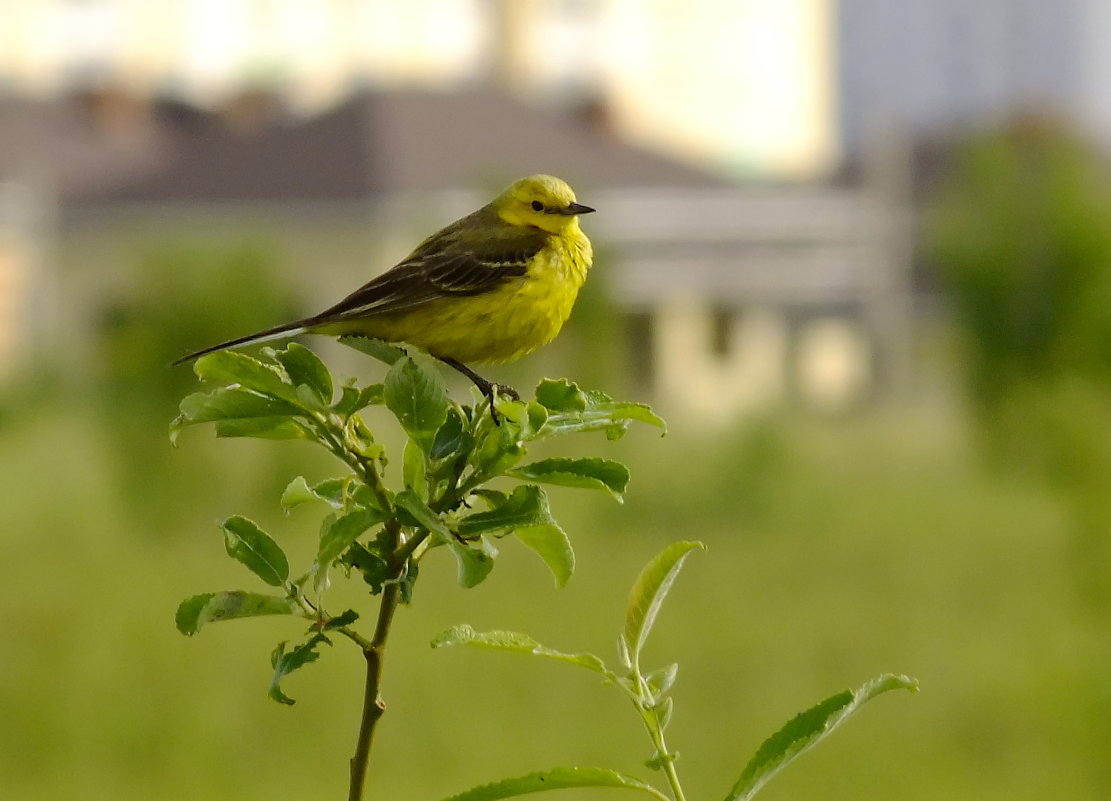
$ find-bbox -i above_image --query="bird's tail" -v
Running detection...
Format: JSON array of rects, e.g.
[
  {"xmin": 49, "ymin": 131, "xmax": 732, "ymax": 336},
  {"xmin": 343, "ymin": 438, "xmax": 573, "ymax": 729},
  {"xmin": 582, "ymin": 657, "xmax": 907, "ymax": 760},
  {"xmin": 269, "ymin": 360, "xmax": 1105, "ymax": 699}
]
[{"xmin": 172, "ymin": 320, "xmax": 309, "ymax": 366}]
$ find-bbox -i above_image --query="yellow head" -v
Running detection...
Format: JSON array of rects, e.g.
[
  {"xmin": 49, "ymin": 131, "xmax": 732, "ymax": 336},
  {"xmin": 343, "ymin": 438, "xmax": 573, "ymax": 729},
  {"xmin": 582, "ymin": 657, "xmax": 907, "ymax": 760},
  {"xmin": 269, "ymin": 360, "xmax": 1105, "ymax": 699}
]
[{"xmin": 493, "ymin": 174, "xmax": 595, "ymax": 234}]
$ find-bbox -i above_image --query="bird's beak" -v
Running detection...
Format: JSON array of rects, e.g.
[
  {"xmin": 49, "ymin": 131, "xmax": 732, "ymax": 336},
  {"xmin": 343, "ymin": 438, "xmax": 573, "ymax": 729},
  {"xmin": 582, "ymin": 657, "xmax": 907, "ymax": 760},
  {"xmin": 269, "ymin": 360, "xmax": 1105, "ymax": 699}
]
[{"xmin": 560, "ymin": 202, "xmax": 595, "ymax": 216}]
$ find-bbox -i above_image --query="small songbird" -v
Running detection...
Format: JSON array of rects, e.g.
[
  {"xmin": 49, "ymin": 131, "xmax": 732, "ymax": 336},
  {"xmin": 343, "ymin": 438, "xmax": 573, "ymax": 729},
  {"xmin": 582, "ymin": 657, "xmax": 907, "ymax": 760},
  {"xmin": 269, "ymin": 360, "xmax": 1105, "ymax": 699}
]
[{"xmin": 174, "ymin": 174, "xmax": 595, "ymax": 401}]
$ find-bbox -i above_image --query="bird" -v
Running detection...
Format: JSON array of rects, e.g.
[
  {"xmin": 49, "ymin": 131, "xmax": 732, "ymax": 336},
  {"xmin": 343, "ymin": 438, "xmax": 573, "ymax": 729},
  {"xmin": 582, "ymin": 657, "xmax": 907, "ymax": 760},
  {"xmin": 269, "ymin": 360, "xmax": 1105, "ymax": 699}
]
[{"xmin": 174, "ymin": 174, "xmax": 595, "ymax": 405}]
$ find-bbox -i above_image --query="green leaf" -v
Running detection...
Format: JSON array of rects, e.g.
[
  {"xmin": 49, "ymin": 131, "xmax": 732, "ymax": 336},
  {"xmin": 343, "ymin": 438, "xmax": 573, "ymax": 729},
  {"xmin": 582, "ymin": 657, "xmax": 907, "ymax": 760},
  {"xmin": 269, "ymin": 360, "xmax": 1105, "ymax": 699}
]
[
  {"xmin": 269, "ymin": 633, "xmax": 332, "ymax": 705},
  {"xmin": 431, "ymin": 409, "xmax": 470, "ymax": 460},
  {"xmin": 332, "ymin": 383, "xmax": 362, "ymax": 416},
  {"xmin": 453, "ymin": 487, "xmax": 570, "ymax": 586},
  {"xmin": 177, "ymin": 386, "xmax": 300, "ymax": 424},
  {"xmin": 397, "ymin": 491, "xmax": 483, "ymax": 589},
  {"xmin": 213, "ymin": 417, "xmax": 308, "ymax": 440},
  {"xmin": 616, "ymin": 634, "xmax": 632, "ymax": 670},
  {"xmin": 645, "ymin": 663, "xmax": 679, "ymax": 698},
  {"xmin": 402, "ymin": 438, "xmax": 428, "ymax": 496},
  {"xmin": 332, "ymin": 382, "xmax": 385, "ymax": 416},
  {"xmin": 358, "ymin": 383, "xmax": 387, "ymax": 407},
  {"xmin": 471, "ymin": 488, "xmax": 509, "ymax": 508},
  {"xmin": 270, "ymin": 343, "xmax": 333, "ymax": 405},
  {"xmin": 193, "ymin": 350, "xmax": 299, "ymax": 404},
  {"xmin": 394, "ymin": 489, "xmax": 453, "ymax": 539},
  {"xmin": 280, "ymin": 476, "xmax": 321, "ymax": 510},
  {"xmin": 601, "ymin": 401, "xmax": 667, "ymax": 433},
  {"xmin": 340, "ymin": 541, "xmax": 391, "ymax": 594},
  {"xmin": 458, "ymin": 485, "xmax": 552, "ymax": 536},
  {"xmin": 170, "ymin": 387, "xmax": 301, "ymax": 444},
  {"xmin": 316, "ymin": 507, "xmax": 387, "ymax": 583},
  {"xmin": 175, "ymin": 594, "xmax": 214, "ymax": 634},
  {"xmin": 432, "ymin": 624, "xmax": 608, "ymax": 674},
  {"xmin": 438, "ymin": 766, "xmax": 669, "ymax": 801},
  {"xmin": 623, "ymin": 541, "xmax": 704, "ymax": 668},
  {"xmin": 451, "ymin": 536, "xmax": 497, "ymax": 588},
  {"xmin": 345, "ymin": 415, "xmax": 385, "ymax": 461},
  {"xmin": 538, "ymin": 398, "xmax": 667, "ymax": 441},
  {"xmin": 339, "ymin": 336, "xmax": 407, "ymax": 365},
  {"xmin": 471, "ymin": 414, "xmax": 527, "ymax": 476},
  {"xmin": 526, "ymin": 384, "xmax": 667, "ymax": 441},
  {"xmin": 322, "ymin": 609, "xmax": 359, "ymax": 630},
  {"xmin": 385, "ymin": 358, "xmax": 450, "ymax": 444},
  {"xmin": 651, "ymin": 696, "xmax": 674, "ymax": 732},
  {"xmin": 222, "ymin": 516, "xmax": 289, "ymax": 587},
  {"xmin": 283, "ymin": 476, "xmax": 343, "ymax": 510},
  {"xmin": 515, "ymin": 523, "xmax": 575, "ymax": 588},
  {"xmin": 508, "ymin": 458, "xmax": 630, "ymax": 502},
  {"xmin": 294, "ymin": 382, "xmax": 327, "ymax": 411},
  {"xmin": 399, "ymin": 559, "xmax": 419, "ymax": 604},
  {"xmin": 726, "ymin": 674, "xmax": 919, "ymax": 801},
  {"xmin": 491, "ymin": 398, "xmax": 530, "ymax": 429},
  {"xmin": 534, "ymin": 378, "xmax": 588, "ymax": 412},
  {"xmin": 175, "ymin": 591, "xmax": 298, "ymax": 635},
  {"xmin": 526, "ymin": 401, "xmax": 549, "ymax": 432},
  {"xmin": 281, "ymin": 476, "xmax": 381, "ymax": 512},
  {"xmin": 645, "ymin": 748, "xmax": 675, "ymax": 772}
]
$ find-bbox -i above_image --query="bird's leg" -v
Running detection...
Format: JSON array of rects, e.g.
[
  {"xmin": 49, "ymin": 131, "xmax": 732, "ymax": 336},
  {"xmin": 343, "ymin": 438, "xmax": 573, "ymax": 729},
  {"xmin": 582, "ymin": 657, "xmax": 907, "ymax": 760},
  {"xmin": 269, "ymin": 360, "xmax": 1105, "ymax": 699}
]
[{"xmin": 436, "ymin": 357, "xmax": 519, "ymax": 423}]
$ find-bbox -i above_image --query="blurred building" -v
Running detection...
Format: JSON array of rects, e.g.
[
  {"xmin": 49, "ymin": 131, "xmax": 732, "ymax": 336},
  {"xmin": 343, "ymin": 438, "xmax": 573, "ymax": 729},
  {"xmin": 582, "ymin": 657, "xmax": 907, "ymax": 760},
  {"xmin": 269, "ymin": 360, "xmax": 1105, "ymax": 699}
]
[
  {"xmin": 0, "ymin": 182, "xmax": 49, "ymax": 371},
  {"xmin": 837, "ymin": 0, "xmax": 1111, "ymax": 157},
  {"xmin": 0, "ymin": 1, "xmax": 954, "ymax": 418},
  {"xmin": 0, "ymin": 0, "xmax": 837, "ymax": 179},
  {"xmin": 0, "ymin": 86, "xmax": 909, "ymax": 416}
]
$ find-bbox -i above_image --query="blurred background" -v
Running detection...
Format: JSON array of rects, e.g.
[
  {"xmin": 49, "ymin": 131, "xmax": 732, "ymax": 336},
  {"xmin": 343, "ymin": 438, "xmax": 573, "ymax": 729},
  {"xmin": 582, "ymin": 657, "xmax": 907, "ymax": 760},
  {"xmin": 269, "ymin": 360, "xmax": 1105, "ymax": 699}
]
[{"xmin": 3, "ymin": 1, "xmax": 1111, "ymax": 799}]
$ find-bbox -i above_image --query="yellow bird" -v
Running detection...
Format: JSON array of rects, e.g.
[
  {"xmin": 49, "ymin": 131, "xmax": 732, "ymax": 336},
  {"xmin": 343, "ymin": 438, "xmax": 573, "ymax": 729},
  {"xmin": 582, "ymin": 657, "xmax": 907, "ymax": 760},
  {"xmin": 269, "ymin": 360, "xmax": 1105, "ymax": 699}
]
[{"xmin": 174, "ymin": 174, "xmax": 594, "ymax": 401}]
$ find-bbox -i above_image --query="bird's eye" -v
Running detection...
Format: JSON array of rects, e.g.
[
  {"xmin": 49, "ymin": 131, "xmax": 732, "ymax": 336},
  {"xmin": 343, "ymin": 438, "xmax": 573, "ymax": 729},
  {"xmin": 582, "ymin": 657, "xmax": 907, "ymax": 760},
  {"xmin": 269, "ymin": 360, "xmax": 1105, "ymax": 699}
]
[{"xmin": 531, "ymin": 200, "xmax": 544, "ymax": 212}]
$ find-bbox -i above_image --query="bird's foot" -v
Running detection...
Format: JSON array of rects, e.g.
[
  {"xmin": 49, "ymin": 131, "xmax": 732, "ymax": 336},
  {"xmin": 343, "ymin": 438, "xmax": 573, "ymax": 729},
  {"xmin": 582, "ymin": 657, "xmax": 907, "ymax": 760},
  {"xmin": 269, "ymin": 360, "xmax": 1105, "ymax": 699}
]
[
  {"xmin": 437, "ymin": 356, "xmax": 518, "ymax": 425},
  {"xmin": 483, "ymin": 383, "xmax": 520, "ymax": 426}
]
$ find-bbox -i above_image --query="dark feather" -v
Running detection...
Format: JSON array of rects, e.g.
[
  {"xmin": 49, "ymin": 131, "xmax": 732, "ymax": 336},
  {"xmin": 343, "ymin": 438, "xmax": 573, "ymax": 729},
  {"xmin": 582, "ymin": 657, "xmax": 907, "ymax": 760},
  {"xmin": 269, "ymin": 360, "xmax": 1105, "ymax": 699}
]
[
  {"xmin": 173, "ymin": 203, "xmax": 551, "ymax": 365},
  {"xmin": 308, "ymin": 215, "xmax": 545, "ymax": 326}
]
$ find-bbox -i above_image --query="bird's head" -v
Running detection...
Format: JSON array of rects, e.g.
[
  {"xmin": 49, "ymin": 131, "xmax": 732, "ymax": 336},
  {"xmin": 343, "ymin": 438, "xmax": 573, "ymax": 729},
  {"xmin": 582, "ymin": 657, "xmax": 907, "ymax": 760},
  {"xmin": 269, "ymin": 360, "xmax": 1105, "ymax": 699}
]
[{"xmin": 493, "ymin": 174, "xmax": 595, "ymax": 234}]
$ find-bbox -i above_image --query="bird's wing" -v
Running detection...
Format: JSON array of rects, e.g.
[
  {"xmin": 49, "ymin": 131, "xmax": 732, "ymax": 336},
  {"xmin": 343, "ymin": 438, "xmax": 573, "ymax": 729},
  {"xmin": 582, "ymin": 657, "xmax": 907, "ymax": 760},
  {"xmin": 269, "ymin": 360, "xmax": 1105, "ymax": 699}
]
[{"xmin": 309, "ymin": 231, "xmax": 546, "ymax": 324}]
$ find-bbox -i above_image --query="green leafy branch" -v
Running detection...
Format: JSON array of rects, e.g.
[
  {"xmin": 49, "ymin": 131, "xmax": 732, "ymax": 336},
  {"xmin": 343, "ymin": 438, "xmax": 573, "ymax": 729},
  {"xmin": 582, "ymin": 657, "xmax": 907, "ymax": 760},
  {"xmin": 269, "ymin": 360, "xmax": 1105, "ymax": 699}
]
[
  {"xmin": 170, "ymin": 340, "xmax": 665, "ymax": 800},
  {"xmin": 433, "ymin": 542, "xmax": 919, "ymax": 801}
]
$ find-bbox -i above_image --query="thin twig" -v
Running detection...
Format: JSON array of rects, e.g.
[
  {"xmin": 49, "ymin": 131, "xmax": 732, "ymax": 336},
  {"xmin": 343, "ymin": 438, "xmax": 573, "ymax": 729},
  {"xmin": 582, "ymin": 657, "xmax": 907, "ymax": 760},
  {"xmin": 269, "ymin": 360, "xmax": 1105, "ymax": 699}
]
[
  {"xmin": 614, "ymin": 675, "xmax": 687, "ymax": 801},
  {"xmin": 347, "ymin": 521, "xmax": 404, "ymax": 801},
  {"xmin": 313, "ymin": 415, "xmax": 393, "ymax": 513},
  {"xmin": 390, "ymin": 528, "xmax": 431, "ymax": 568}
]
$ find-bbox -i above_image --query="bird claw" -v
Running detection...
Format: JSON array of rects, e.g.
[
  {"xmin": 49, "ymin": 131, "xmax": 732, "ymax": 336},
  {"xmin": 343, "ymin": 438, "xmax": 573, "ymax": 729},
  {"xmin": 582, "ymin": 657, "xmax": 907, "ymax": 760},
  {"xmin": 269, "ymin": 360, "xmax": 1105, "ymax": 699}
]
[
  {"xmin": 433, "ymin": 356, "xmax": 518, "ymax": 425},
  {"xmin": 485, "ymin": 384, "xmax": 520, "ymax": 426}
]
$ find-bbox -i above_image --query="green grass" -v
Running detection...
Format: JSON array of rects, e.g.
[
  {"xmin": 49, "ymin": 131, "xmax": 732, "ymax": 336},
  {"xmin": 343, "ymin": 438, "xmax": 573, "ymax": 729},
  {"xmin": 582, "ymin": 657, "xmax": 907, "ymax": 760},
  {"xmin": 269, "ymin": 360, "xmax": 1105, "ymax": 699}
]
[{"xmin": 2, "ymin": 386, "xmax": 1109, "ymax": 801}]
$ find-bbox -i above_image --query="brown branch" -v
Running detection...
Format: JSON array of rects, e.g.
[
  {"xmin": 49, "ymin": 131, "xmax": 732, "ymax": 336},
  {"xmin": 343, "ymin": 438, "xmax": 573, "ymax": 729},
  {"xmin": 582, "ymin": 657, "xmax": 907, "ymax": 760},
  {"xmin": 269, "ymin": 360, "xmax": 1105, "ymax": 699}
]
[
  {"xmin": 348, "ymin": 576, "xmax": 402, "ymax": 801},
  {"xmin": 347, "ymin": 514, "xmax": 406, "ymax": 801}
]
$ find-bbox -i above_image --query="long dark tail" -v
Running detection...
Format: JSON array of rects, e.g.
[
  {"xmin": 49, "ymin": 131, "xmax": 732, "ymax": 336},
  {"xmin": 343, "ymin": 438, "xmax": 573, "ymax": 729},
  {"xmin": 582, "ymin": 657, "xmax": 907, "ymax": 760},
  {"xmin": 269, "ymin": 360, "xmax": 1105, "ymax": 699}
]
[{"xmin": 171, "ymin": 319, "xmax": 309, "ymax": 365}]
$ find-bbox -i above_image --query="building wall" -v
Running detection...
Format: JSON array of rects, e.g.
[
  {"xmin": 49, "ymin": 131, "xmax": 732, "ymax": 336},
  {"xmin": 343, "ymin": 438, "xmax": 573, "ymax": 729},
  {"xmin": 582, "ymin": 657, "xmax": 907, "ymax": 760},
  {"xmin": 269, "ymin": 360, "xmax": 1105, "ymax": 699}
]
[
  {"xmin": 0, "ymin": 0, "xmax": 837, "ymax": 179},
  {"xmin": 836, "ymin": 0, "xmax": 1105, "ymax": 155}
]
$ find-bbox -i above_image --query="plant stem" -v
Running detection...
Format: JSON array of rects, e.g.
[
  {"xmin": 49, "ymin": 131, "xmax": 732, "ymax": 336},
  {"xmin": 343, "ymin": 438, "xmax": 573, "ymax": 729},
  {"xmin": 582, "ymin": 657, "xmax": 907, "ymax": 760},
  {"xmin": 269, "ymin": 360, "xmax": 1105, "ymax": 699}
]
[
  {"xmin": 391, "ymin": 528, "xmax": 430, "ymax": 568},
  {"xmin": 638, "ymin": 703, "xmax": 686, "ymax": 801},
  {"xmin": 316, "ymin": 417, "xmax": 393, "ymax": 513},
  {"xmin": 657, "ymin": 742, "xmax": 686, "ymax": 801},
  {"xmin": 346, "ymin": 507, "xmax": 408, "ymax": 801},
  {"xmin": 348, "ymin": 562, "xmax": 403, "ymax": 800},
  {"xmin": 620, "ymin": 672, "xmax": 687, "ymax": 801}
]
